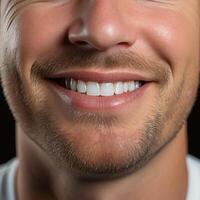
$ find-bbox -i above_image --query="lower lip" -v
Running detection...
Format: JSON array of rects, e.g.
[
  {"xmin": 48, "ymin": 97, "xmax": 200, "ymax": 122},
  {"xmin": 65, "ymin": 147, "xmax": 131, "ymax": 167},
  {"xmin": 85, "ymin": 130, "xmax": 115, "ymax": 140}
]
[{"xmin": 49, "ymin": 82, "xmax": 152, "ymax": 112}]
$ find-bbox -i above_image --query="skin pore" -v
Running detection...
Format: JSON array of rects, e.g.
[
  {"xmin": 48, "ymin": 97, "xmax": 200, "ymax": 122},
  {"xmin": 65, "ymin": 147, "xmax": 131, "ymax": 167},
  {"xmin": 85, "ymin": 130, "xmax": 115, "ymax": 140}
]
[{"xmin": 0, "ymin": 0, "xmax": 200, "ymax": 200}]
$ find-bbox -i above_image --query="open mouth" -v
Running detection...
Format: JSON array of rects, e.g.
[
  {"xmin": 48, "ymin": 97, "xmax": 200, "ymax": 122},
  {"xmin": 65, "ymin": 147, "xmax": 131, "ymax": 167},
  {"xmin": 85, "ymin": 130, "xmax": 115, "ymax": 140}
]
[
  {"xmin": 46, "ymin": 71, "xmax": 152, "ymax": 111},
  {"xmin": 51, "ymin": 77, "xmax": 146, "ymax": 97}
]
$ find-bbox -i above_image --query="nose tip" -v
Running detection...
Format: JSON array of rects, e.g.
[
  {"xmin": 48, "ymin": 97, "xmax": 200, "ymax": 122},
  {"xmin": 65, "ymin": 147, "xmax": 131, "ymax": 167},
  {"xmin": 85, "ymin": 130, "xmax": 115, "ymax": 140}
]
[
  {"xmin": 69, "ymin": 20, "xmax": 132, "ymax": 50},
  {"xmin": 68, "ymin": 2, "xmax": 136, "ymax": 51}
]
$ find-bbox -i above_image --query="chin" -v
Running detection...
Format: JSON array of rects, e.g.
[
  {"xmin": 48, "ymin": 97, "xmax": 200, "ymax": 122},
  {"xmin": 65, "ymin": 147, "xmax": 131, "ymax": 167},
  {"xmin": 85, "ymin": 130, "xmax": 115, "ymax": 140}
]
[{"xmin": 45, "ymin": 125, "xmax": 157, "ymax": 180}]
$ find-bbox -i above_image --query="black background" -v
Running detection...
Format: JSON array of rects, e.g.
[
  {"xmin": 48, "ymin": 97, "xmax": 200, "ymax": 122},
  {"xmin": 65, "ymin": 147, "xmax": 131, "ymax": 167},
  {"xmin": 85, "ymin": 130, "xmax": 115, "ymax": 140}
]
[{"xmin": 0, "ymin": 84, "xmax": 200, "ymax": 164}]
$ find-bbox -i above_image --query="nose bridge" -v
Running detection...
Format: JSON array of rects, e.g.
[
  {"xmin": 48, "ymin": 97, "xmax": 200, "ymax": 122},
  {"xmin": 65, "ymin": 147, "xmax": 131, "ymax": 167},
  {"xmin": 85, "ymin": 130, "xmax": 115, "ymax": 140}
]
[
  {"xmin": 85, "ymin": 0, "xmax": 121, "ymax": 31},
  {"xmin": 68, "ymin": 0, "xmax": 136, "ymax": 50}
]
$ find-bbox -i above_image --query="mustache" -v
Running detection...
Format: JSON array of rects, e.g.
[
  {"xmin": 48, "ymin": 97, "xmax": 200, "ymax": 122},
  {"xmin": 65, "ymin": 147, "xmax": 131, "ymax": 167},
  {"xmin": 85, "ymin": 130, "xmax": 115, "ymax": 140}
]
[{"xmin": 31, "ymin": 48, "xmax": 171, "ymax": 84}]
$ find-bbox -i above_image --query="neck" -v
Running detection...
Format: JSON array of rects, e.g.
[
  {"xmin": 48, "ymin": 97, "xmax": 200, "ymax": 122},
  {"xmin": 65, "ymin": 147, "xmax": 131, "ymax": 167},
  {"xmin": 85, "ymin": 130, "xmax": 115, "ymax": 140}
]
[{"xmin": 15, "ymin": 124, "xmax": 188, "ymax": 200}]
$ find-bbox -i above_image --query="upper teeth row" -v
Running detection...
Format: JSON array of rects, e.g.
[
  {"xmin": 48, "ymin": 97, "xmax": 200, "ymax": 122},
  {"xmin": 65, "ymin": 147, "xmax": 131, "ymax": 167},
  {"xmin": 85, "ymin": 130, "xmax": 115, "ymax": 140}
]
[{"xmin": 66, "ymin": 78, "xmax": 142, "ymax": 96}]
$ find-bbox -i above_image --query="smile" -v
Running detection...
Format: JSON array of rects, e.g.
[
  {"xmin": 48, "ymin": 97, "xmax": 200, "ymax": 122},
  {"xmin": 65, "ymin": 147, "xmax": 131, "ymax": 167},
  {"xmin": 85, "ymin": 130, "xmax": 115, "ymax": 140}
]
[
  {"xmin": 60, "ymin": 78, "xmax": 144, "ymax": 96},
  {"xmin": 47, "ymin": 70, "xmax": 153, "ymax": 111}
]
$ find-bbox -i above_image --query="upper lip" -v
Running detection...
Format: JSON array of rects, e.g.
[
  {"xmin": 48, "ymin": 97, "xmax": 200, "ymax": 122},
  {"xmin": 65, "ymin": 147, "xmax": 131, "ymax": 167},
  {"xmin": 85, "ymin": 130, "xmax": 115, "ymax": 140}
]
[{"xmin": 46, "ymin": 70, "xmax": 153, "ymax": 83}]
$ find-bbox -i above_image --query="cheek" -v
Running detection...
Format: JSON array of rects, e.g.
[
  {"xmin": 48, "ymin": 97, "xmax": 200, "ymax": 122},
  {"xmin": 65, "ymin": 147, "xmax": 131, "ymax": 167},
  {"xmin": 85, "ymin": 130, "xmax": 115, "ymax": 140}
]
[
  {"xmin": 152, "ymin": 13, "xmax": 199, "ymax": 100},
  {"xmin": 137, "ymin": 8, "xmax": 200, "ymax": 125},
  {"xmin": 142, "ymin": 9, "xmax": 198, "ymax": 71},
  {"xmin": 17, "ymin": 3, "xmax": 75, "ymax": 60}
]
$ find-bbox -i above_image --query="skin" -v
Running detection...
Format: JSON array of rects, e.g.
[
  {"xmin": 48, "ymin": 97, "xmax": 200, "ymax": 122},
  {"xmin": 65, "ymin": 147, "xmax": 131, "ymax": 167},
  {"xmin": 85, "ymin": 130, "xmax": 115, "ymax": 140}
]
[{"xmin": 0, "ymin": 0, "xmax": 200, "ymax": 199}]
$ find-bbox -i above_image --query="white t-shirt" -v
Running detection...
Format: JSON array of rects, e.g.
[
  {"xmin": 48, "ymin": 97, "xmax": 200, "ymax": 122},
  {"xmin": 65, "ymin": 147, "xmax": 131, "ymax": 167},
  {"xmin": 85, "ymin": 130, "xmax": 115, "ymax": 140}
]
[
  {"xmin": 0, "ymin": 155, "xmax": 200, "ymax": 200},
  {"xmin": 186, "ymin": 155, "xmax": 200, "ymax": 200}
]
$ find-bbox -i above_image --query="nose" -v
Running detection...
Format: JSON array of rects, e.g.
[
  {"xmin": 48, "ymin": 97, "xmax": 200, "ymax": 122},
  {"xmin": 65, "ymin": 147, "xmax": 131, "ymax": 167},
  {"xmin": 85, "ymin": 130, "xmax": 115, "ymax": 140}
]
[{"xmin": 68, "ymin": 0, "xmax": 137, "ymax": 51}]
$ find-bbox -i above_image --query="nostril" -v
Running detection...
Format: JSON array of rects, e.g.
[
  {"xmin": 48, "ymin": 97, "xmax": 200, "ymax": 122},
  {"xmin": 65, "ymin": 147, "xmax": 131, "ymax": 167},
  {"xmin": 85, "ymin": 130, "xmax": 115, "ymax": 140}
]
[
  {"xmin": 117, "ymin": 42, "xmax": 130, "ymax": 48},
  {"xmin": 74, "ymin": 41, "xmax": 88, "ymax": 46}
]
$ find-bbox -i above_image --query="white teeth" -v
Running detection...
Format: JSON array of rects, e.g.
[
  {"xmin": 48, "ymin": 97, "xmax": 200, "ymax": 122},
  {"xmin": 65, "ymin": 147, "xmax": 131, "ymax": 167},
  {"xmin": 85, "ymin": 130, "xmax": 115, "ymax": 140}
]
[
  {"xmin": 128, "ymin": 81, "xmax": 136, "ymax": 92},
  {"xmin": 135, "ymin": 81, "xmax": 140, "ymax": 89},
  {"xmin": 66, "ymin": 78, "xmax": 143, "ymax": 96},
  {"xmin": 86, "ymin": 82, "xmax": 100, "ymax": 96},
  {"xmin": 100, "ymin": 83, "xmax": 114, "ymax": 96},
  {"xmin": 123, "ymin": 82, "xmax": 128, "ymax": 93},
  {"xmin": 114, "ymin": 82, "xmax": 124, "ymax": 95},
  {"xmin": 70, "ymin": 78, "xmax": 77, "ymax": 91},
  {"xmin": 77, "ymin": 80, "xmax": 87, "ymax": 93}
]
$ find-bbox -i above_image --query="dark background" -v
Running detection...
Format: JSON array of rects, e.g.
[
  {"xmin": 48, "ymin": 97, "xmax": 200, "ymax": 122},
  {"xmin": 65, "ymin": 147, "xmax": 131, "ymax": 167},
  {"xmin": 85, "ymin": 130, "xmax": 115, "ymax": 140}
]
[{"xmin": 0, "ymin": 84, "xmax": 200, "ymax": 165}]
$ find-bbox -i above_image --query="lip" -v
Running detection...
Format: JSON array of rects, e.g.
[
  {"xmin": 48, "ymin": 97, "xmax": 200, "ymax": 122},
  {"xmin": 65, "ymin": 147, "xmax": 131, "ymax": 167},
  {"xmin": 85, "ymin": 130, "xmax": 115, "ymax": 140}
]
[
  {"xmin": 47, "ymin": 70, "xmax": 153, "ymax": 83},
  {"xmin": 48, "ymin": 80, "xmax": 152, "ymax": 112},
  {"xmin": 45, "ymin": 70, "xmax": 154, "ymax": 111}
]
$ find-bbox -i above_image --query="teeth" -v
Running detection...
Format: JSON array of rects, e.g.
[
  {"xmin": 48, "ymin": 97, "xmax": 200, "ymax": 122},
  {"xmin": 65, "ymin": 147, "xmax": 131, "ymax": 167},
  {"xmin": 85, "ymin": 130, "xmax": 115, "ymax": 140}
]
[
  {"xmin": 77, "ymin": 80, "xmax": 87, "ymax": 93},
  {"xmin": 70, "ymin": 78, "xmax": 77, "ymax": 91},
  {"xmin": 114, "ymin": 82, "xmax": 124, "ymax": 95},
  {"xmin": 86, "ymin": 82, "xmax": 100, "ymax": 96},
  {"xmin": 100, "ymin": 83, "xmax": 114, "ymax": 96},
  {"xmin": 135, "ymin": 81, "xmax": 140, "ymax": 89},
  {"xmin": 123, "ymin": 82, "xmax": 128, "ymax": 93},
  {"xmin": 128, "ymin": 81, "xmax": 136, "ymax": 92},
  {"xmin": 65, "ymin": 78, "xmax": 143, "ymax": 96}
]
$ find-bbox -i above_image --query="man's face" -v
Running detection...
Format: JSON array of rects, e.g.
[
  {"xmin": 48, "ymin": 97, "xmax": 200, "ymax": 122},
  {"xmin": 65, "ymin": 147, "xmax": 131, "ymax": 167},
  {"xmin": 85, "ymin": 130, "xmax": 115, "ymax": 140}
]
[{"xmin": 0, "ymin": 0, "xmax": 199, "ymax": 178}]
